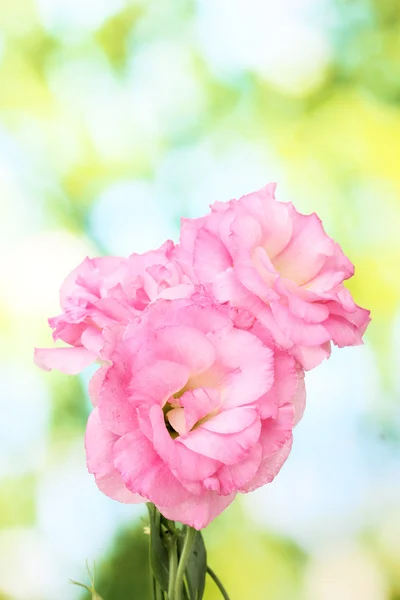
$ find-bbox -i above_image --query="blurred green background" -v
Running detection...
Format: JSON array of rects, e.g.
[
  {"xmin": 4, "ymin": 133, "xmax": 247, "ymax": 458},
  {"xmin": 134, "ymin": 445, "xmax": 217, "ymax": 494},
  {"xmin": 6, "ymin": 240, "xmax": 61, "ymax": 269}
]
[{"xmin": 0, "ymin": 0, "xmax": 399, "ymax": 598}]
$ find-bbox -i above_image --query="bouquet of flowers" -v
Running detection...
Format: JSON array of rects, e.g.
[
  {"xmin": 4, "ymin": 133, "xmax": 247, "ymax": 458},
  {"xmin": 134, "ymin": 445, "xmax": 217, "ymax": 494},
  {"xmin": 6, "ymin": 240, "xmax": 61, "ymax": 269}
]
[{"xmin": 35, "ymin": 184, "xmax": 370, "ymax": 599}]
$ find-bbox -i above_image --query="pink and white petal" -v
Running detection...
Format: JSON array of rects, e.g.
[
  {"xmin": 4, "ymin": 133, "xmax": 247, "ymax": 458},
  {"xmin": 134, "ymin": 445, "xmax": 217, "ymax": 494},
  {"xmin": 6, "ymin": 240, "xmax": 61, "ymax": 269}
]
[
  {"xmin": 218, "ymin": 443, "xmax": 263, "ymax": 495},
  {"xmin": 50, "ymin": 317, "xmax": 86, "ymax": 345},
  {"xmin": 88, "ymin": 366, "xmax": 109, "ymax": 406},
  {"xmin": 270, "ymin": 301, "xmax": 330, "ymax": 346},
  {"xmin": 193, "ymin": 227, "xmax": 233, "ymax": 282},
  {"xmin": 249, "ymin": 246, "xmax": 280, "ymax": 292},
  {"xmin": 167, "ymin": 407, "xmax": 188, "ymax": 436},
  {"xmin": 238, "ymin": 186, "xmax": 293, "ymax": 259},
  {"xmin": 290, "ymin": 342, "xmax": 331, "ymax": 371},
  {"xmin": 258, "ymin": 402, "xmax": 294, "ymax": 457},
  {"xmin": 85, "ymin": 408, "xmax": 143, "ymax": 503},
  {"xmin": 34, "ymin": 346, "xmax": 97, "ymax": 374},
  {"xmin": 180, "ymin": 415, "xmax": 261, "ymax": 465},
  {"xmin": 234, "ymin": 260, "xmax": 278, "ymax": 302},
  {"xmin": 201, "ymin": 407, "xmax": 258, "ymax": 434},
  {"xmin": 129, "ymin": 360, "xmax": 190, "ymax": 404},
  {"xmin": 293, "ymin": 370, "xmax": 306, "ymax": 426},
  {"xmin": 324, "ymin": 313, "xmax": 367, "ymax": 347},
  {"xmin": 209, "ymin": 327, "xmax": 274, "ymax": 408},
  {"xmin": 157, "ymin": 283, "xmax": 194, "ymax": 300},
  {"xmin": 59, "ymin": 257, "xmax": 95, "ymax": 306},
  {"xmin": 98, "ymin": 364, "xmax": 140, "ymax": 436},
  {"xmin": 241, "ymin": 437, "xmax": 293, "ymax": 492},
  {"xmin": 150, "ymin": 405, "xmax": 219, "ymax": 481},
  {"xmin": 256, "ymin": 352, "xmax": 297, "ymax": 419},
  {"xmin": 90, "ymin": 297, "xmax": 133, "ymax": 325},
  {"xmin": 210, "ymin": 267, "xmax": 283, "ymax": 338},
  {"xmin": 85, "ymin": 408, "xmax": 118, "ymax": 477},
  {"xmin": 287, "ymin": 294, "xmax": 330, "ymax": 324},
  {"xmin": 157, "ymin": 490, "xmax": 236, "ymax": 530},
  {"xmin": 179, "ymin": 388, "xmax": 221, "ymax": 432},
  {"xmin": 151, "ymin": 325, "xmax": 216, "ymax": 376},
  {"xmin": 95, "ymin": 472, "xmax": 146, "ymax": 503},
  {"xmin": 327, "ymin": 301, "xmax": 371, "ymax": 329},
  {"xmin": 334, "ymin": 286, "xmax": 358, "ymax": 312},
  {"xmin": 177, "ymin": 216, "xmax": 207, "ymax": 278},
  {"xmin": 305, "ymin": 267, "xmax": 350, "ymax": 295},
  {"xmin": 81, "ymin": 326, "xmax": 104, "ymax": 354},
  {"xmin": 165, "ymin": 300, "xmax": 230, "ymax": 334},
  {"xmin": 113, "ymin": 431, "xmax": 191, "ymax": 507},
  {"xmin": 228, "ymin": 213, "xmax": 263, "ymax": 253},
  {"xmin": 273, "ymin": 211, "xmax": 335, "ymax": 286}
]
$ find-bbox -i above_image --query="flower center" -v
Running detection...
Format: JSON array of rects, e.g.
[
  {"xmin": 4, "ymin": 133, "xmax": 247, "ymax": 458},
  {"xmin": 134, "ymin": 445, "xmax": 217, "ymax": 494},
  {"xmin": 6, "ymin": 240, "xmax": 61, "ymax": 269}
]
[{"xmin": 162, "ymin": 402, "xmax": 180, "ymax": 439}]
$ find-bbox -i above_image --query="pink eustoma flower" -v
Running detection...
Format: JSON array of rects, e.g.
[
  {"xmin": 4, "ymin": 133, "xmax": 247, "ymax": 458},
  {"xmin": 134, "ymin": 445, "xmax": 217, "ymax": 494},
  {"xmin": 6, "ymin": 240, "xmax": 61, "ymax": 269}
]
[
  {"xmin": 34, "ymin": 241, "xmax": 191, "ymax": 375},
  {"xmin": 177, "ymin": 184, "xmax": 370, "ymax": 370},
  {"xmin": 85, "ymin": 295, "xmax": 305, "ymax": 530}
]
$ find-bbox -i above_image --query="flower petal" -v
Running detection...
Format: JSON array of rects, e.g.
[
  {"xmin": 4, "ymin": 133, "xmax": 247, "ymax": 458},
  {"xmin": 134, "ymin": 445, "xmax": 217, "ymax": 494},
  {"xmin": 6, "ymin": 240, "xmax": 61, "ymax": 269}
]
[
  {"xmin": 208, "ymin": 327, "xmax": 274, "ymax": 408},
  {"xmin": 273, "ymin": 210, "xmax": 339, "ymax": 285},
  {"xmin": 151, "ymin": 325, "xmax": 216, "ymax": 376},
  {"xmin": 113, "ymin": 430, "xmax": 191, "ymax": 507},
  {"xmin": 256, "ymin": 352, "xmax": 297, "ymax": 419},
  {"xmin": 98, "ymin": 362, "xmax": 140, "ymax": 436},
  {"xmin": 270, "ymin": 301, "xmax": 330, "ymax": 346},
  {"xmin": 180, "ymin": 411, "xmax": 261, "ymax": 465},
  {"xmin": 34, "ymin": 346, "xmax": 97, "ymax": 374},
  {"xmin": 150, "ymin": 405, "xmax": 220, "ymax": 481},
  {"xmin": 242, "ymin": 437, "xmax": 293, "ymax": 492},
  {"xmin": 157, "ymin": 490, "xmax": 236, "ymax": 530},
  {"xmin": 129, "ymin": 359, "xmax": 190, "ymax": 404},
  {"xmin": 218, "ymin": 443, "xmax": 262, "ymax": 495},
  {"xmin": 193, "ymin": 227, "xmax": 232, "ymax": 282},
  {"xmin": 88, "ymin": 366, "xmax": 108, "ymax": 407},
  {"xmin": 85, "ymin": 408, "xmax": 143, "ymax": 503},
  {"xmin": 290, "ymin": 342, "xmax": 331, "ymax": 370}
]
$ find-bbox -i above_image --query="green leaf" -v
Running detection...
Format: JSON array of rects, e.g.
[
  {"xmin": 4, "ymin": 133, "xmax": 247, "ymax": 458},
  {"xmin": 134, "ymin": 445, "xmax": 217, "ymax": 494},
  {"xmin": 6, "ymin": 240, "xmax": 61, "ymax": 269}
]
[
  {"xmin": 183, "ymin": 530, "xmax": 207, "ymax": 600},
  {"xmin": 147, "ymin": 504, "xmax": 170, "ymax": 592}
]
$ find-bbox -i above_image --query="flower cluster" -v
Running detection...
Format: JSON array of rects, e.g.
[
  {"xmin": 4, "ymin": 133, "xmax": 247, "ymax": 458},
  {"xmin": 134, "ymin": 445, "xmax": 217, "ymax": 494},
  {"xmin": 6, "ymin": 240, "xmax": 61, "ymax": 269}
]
[{"xmin": 35, "ymin": 185, "xmax": 370, "ymax": 529}]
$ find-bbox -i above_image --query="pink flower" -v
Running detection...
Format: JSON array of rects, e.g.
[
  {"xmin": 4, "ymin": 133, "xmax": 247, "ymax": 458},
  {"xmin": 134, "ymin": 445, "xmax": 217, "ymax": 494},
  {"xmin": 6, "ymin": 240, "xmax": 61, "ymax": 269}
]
[
  {"xmin": 85, "ymin": 295, "xmax": 305, "ymax": 529},
  {"xmin": 34, "ymin": 241, "xmax": 192, "ymax": 375},
  {"xmin": 177, "ymin": 184, "xmax": 370, "ymax": 370}
]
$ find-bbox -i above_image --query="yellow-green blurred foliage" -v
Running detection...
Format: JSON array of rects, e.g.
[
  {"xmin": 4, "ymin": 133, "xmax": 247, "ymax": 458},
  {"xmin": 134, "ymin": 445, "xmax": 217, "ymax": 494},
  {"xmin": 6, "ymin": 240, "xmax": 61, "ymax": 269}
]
[{"xmin": 0, "ymin": 0, "xmax": 399, "ymax": 599}]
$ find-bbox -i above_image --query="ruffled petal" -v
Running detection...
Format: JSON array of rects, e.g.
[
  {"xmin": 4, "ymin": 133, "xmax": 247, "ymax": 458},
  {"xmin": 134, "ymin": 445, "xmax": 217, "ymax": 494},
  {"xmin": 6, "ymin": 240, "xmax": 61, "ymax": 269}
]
[
  {"xmin": 157, "ymin": 490, "xmax": 236, "ymax": 530},
  {"xmin": 85, "ymin": 408, "xmax": 143, "ymax": 503},
  {"xmin": 270, "ymin": 301, "xmax": 330, "ymax": 346},
  {"xmin": 241, "ymin": 437, "xmax": 293, "ymax": 492},
  {"xmin": 208, "ymin": 326, "xmax": 274, "ymax": 408},
  {"xmin": 150, "ymin": 325, "xmax": 216, "ymax": 376},
  {"xmin": 217, "ymin": 443, "xmax": 263, "ymax": 495},
  {"xmin": 113, "ymin": 431, "xmax": 191, "ymax": 507},
  {"xmin": 193, "ymin": 227, "xmax": 233, "ymax": 282},
  {"xmin": 273, "ymin": 210, "xmax": 339, "ymax": 285},
  {"xmin": 88, "ymin": 366, "xmax": 108, "ymax": 406},
  {"xmin": 290, "ymin": 342, "xmax": 331, "ymax": 371},
  {"xmin": 34, "ymin": 346, "xmax": 97, "ymax": 374},
  {"xmin": 256, "ymin": 352, "xmax": 297, "ymax": 419},
  {"xmin": 150, "ymin": 405, "xmax": 220, "ymax": 481},
  {"xmin": 128, "ymin": 360, "xmax": 190, "ymax": 404},
  {"xmin": 180, "ymin": 410, "xmax": 261, "ymax": 465}
]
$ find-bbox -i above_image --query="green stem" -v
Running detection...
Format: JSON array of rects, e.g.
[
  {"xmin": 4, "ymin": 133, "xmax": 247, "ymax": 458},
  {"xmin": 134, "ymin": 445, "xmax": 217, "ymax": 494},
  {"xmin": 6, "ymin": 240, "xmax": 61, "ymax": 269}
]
[
  {"xmin": 152, "ymin": 576, "xmax": 164, "ymax": 600},
  {"xmin": 147, "ymin": 504, "xmax": 165, "ymax": 600},
  {"xmin": 174, "ymin": 527, "xmax": 197, "ymax": 600},
  {"xmin": 206, "ymin": 566, "xmax": 231, "ymax": 600},
  {"xmin": 167, "ymin": 536, "xmax": 178, "ymax": 600}
]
